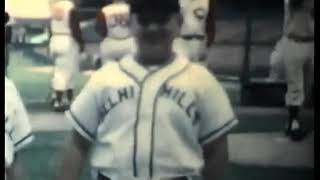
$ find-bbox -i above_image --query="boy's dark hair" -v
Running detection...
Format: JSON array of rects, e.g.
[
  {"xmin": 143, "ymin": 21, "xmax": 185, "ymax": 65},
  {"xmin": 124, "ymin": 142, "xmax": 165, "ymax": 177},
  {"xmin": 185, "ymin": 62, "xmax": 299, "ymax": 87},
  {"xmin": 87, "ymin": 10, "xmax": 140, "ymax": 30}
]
[{"xmin": 129, "ymin": 0, "xmax": 180, "ymax": 24}]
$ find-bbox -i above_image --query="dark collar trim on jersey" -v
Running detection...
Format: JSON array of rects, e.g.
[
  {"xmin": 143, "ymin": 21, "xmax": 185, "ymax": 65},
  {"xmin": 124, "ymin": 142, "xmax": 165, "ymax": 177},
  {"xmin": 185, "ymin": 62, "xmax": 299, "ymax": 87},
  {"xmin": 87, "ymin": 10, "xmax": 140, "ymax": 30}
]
[
  {"xmin": 119, "ymin": 65, "xmax": 141, "ymax": 86},
  {"xmin": 119, "ymin": 55, "xmax": 148, "ymax": 83}
]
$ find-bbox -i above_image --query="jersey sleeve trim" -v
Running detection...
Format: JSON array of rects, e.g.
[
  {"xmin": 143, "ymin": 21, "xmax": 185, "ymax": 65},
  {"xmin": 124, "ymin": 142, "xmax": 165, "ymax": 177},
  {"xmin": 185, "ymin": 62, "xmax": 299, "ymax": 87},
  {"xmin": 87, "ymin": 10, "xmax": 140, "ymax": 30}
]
[
  {"xmin": 14, "ymin": 133, "xmax": 34, "ymax": 151},
  {"xmin": 66, "ymin": 110, "xmax": 95, "ymax": 142},
  {"xmin": 199, "ymin": 118, "xmax": 238, "ymax": 145}
]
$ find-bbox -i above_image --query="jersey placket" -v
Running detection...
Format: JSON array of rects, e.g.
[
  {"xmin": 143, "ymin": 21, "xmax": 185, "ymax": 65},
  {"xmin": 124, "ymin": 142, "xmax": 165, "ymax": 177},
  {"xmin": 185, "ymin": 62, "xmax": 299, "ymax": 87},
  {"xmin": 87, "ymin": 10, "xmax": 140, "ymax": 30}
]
[
  {"xmin": 134, "ymin": 72, "xmax": 161, "ymax": 178},
  {"xmin": 119, "ymin": 56, "xmax": 189, "ymax": 178}
]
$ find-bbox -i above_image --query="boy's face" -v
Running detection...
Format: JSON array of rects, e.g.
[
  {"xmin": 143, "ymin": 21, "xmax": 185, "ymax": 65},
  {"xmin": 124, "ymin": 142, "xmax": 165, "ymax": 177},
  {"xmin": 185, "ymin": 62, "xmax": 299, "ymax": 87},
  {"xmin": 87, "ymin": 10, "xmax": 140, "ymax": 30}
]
[{"xmin": 130, "ymin": 12, "xmax": 182, "ymax": 59}]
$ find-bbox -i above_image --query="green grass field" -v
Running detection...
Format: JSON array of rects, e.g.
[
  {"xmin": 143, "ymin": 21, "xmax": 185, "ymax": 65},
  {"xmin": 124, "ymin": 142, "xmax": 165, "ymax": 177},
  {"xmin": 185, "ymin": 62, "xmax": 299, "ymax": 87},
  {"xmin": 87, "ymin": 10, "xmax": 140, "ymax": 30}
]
[
  {"xmin": 17, "ymin": 132, "xmax": 313, "ymax": 180},
  {"xmin": 7, "ymin": 48, "xmax": 90, "ymax": 103}
]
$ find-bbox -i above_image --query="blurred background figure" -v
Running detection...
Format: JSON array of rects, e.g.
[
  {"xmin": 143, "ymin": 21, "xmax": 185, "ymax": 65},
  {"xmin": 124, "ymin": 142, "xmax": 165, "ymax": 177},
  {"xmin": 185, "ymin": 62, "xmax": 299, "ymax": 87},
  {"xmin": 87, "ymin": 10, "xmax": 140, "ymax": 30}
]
[
  {"xmin": 49, "ymin": 0, "xmax": 84, "ymax": 112},
  {"xmin": 173, "ymin": 0, "xmax": 216, "ymax": 66},
  {"xmin": 268, "ymin": 0, "xmax": 314, "ymax": 141},
  {"xmin": 95, "ymin": 0, "xmax": 135, "ymax": 68}
]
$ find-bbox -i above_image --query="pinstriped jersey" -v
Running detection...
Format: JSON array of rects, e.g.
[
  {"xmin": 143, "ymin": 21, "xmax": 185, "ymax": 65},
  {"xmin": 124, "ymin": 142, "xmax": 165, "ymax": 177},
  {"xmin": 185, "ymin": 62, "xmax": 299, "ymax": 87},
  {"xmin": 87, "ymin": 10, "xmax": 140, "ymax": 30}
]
[
  {"xmin": 5, "ymin": 77, "xmax": 33, "ymax": 167},
  {"xmin": 66, "ymin": 55, "xmax": 238, "ymax": 179}
]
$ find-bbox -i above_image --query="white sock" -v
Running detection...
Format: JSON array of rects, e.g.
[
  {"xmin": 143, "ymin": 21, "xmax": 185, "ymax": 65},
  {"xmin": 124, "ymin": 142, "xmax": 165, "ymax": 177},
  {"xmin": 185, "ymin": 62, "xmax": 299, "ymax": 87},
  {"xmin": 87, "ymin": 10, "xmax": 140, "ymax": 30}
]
[{"xmin": 291, "ymin": 119, "xmax": 300, "ymax": 130}]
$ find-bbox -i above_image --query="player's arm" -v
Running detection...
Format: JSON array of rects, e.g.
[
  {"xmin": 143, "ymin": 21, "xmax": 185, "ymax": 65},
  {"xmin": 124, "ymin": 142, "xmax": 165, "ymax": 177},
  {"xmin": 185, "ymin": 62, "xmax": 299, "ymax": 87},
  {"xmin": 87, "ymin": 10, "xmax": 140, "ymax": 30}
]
[
  {"xmin": 95, "ymin": 9, "xmax": 108, "ymax": 38},
  {"xmin": 57, "ymin": 75, "xmax": 104, "ymax": 180},
  {"xmin": 69, "ymin": 8, "xmax": 85, "ymax": 52},
  {"xmin": 6, "ymin": 82, "xmax": 34, "ymax": 180},
  {"xmin": 196, "ymin": 67, "xmax": 238, "ymax": 180},
  {"xmin": 202, "ymin": 135, "xmax": 228, "ymax": 180},
  {"xmin": 206, "ymin": 0, "xmax": 216, "ymax": 47},
  {"xmin": 10, "ymin": 84, "xmax": 34, "ymax": 152},
  {"xmin": 6, "ymin": 153, "xmax": 23, "ymax": 180},
  {"xmin": 56, "ymin": 130, "xmax": 92, "ymax": 180}
]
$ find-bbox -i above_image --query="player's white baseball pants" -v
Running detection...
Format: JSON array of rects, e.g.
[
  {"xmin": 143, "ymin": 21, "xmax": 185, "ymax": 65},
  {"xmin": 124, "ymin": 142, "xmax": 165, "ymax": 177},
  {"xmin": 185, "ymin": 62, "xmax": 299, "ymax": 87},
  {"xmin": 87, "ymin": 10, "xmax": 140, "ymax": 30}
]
[
  {"xmin": 50, "ymin": 35, "xmax": 80, "ymax": 91},
  {"xmin": 280, "ymin": 36, "xmax": 314, "ymax": 106},
  {"xmin": 269, "ymin": 37, "xmax": 286, "ymax": 81}
]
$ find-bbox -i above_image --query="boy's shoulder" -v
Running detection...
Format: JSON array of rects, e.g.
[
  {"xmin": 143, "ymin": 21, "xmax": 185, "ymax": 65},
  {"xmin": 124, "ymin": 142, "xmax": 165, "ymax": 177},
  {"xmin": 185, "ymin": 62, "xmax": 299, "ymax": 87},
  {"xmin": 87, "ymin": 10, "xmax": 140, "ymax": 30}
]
[
  {"xmin": 5, "ymin": 76, "xmax": 17, "ymax": 93},
  {"xmin": 185, "ymin": 61, "xmax": 216, "ymax": 79},
  {"xmin": 90, "ymin": 61, "xmax": 120, "ymax": 83},
  {"xmin": 88, "ymin": 60, "xmax": 133, "ymax": 89}
]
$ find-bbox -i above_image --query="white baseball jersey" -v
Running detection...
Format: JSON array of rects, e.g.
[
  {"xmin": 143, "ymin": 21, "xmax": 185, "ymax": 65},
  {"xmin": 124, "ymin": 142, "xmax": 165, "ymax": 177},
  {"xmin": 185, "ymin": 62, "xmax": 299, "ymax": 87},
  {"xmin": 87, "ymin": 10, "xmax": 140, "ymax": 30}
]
[
  {"xmin": 99, "ymin": 2, "xmax": 136, "ymax": 63},
  {"xmin": 174, "ymin": 0, "xmax": 210, "ymax": 61},
  {"xmin": 66, "ymin": 55, "xmax": 238, "ymax": 179},
  {"xmin": 5, "ymin": 77, "xmax": 33, "ymax": 168}
]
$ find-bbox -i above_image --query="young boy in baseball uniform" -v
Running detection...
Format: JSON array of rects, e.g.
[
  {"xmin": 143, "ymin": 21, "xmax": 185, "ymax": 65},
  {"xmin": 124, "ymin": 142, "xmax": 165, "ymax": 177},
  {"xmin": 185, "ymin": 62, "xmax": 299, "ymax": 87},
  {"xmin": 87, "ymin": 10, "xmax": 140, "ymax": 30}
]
[
  {"xmin": 173, "ymin": 0, "xmax": 216, "ymax": 66},
  {"xmin": 95, "ymin": 0, "xmax": 136, "ymax": 67},
  {"xmin": 5, "ymin": 13, "xmax": 34, "ymax": 180},
  {"xmin": 49, "ymin": 0, "xmax": 84, "ymax": 112},
  {"xmin": 5, "ymin": 77, "xmax": 34, "ymax": 180},
  {"xmin": 268, "ymin": 0, "xmax": 314, "ymax": 141},
  {"xmin": 57, "ymin": 0, "xmax": 237, "ymax": 180}
]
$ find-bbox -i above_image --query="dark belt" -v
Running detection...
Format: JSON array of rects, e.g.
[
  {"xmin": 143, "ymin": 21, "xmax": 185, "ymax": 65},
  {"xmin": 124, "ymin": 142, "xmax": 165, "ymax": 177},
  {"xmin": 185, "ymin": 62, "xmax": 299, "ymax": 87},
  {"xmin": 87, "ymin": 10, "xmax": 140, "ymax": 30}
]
[
  {"xmin": 181, "ymin": 34, "xmax": 205, "ymax": 41},
  {"xmin": 287, "ymin": 34, "xmax": 314, "ymax": 43},
  {"xmin": 97, "ymin": 173, "xmax": 188, "ymax": 180}
]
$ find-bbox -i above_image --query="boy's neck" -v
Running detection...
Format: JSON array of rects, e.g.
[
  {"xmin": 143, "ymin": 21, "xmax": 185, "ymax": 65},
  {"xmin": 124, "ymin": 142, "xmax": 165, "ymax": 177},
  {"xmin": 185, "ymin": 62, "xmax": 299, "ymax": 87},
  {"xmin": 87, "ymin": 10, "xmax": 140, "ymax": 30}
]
[{"xmin": 135, "ymin": 51, "xmax": 175, "ymax": 66}]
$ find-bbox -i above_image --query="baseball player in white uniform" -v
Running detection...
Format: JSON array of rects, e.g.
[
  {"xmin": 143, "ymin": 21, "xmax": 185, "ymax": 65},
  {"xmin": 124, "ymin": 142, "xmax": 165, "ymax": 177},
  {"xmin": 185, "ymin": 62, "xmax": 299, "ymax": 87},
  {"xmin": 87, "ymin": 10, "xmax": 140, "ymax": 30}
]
[
  {"xmin": 5, "ymin": 77, "xmax": 33, "ymax": 180},
  {"xmin": 49, "ymin": 0, "xmax": 84, "ymax": 112},
  {"xmin": 268, "ymin": 0, "xmax": 314, "ymax": 141},
  {"xmin": 95, "ymin": 0, "xmax": 136, "ymax": 67},
  {"xmin": 5, "ymin": 77, "xmax": 34, "ymax": 180},
  {"xmin": 57, "ymin": 0, "xmax": 237, "ymax": 180},
  {"xmin": 173, "ymin": 0, "xmax": 215, "ymax": 66},
  {"xmin": 5, "ymin": 13, "xmax": 34, "ymax": 180}
]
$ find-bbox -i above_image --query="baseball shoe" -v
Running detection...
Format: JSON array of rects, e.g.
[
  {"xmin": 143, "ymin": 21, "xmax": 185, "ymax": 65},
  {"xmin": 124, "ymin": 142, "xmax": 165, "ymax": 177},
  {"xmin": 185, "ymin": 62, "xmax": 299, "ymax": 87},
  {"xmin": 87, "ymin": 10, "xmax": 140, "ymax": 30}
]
[
  {"xmin": 95, "ymin": 58, "xmax": 102, "ymax": 70},
  {"xmin": 53, "ymin": 100, "xmax": 65, "ymax": 112},
  {"xmin": 285, "ymin": 119, "xmax": 308, "ymax": 142}
]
